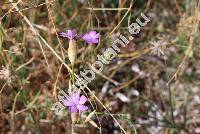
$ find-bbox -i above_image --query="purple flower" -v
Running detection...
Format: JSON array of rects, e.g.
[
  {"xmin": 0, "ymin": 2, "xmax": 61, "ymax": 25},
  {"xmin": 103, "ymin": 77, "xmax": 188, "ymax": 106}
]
[
  {"xmin": 60, "ymin": 29, "xmax": 77, "ymax": 40},
  {"xmin": 82, "ymin": 31, "xmax": 99, "ymax": 44},
  {"xmin": 64, "ymin": 92, "xmax": 88, "ymax": 113}
]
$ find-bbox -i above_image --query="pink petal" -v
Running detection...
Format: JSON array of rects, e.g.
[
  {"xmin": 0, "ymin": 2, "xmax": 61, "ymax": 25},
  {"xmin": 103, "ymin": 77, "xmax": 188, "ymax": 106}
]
[
  {"xmin": 69, "ymin": 105, "xmax": 78, "ymax": 113},
  {"xmin": 89, "ymin": 31, "xmax": 97, "ymax": 36},
  {"xmin": 67, "ymin": 29, "xmax": 77, "ymax": 39},
  {"xmin": 79, "ymin": 95, "xmax": 87, "ymax": 104},
  {"xmin": 94, "ymin": 33, "xmax": 99, "ymax": 38},
  {"xmin": 83, "ymin": 33, "xmax": 90, "ymax": 40},
  {"xmin": 71, "ymin": 92, "xmax": 80, "ymax": 101},
  {"xmin": 77, "ymin": 105, "xmax": 88, "ymax": 112},
  {"xmin": 63, "ymin": 100, "xmax": 73, "ymax": 106},
  {"xmin": 92, "ymin": 38, "xmax": 98, "ymax": 44},
  {"xmin": 60, "ymin": 32, "xmax": 68, "ymax": 38}
]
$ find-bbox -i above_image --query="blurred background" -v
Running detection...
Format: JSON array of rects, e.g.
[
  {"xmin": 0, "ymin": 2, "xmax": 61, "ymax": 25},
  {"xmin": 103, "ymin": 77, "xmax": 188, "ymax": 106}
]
[{"xmin": 0, "ymin": 0, "xmax": 200, "ymax": 133}]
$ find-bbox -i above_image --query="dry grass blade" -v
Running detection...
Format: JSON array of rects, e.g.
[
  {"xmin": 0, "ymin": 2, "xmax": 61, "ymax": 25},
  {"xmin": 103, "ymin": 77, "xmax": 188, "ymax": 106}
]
[
  {"xmin": 89, "ymin": 64, "xmax": 120, "ymax": 86},
  {"xmin": 15, "ymin": 57, "xmax": 35, "ymax": 71},
  {"xmin": 112, "ymin": 75, "xmax": 141, "ymax": 93},
  {"xmin": 0, "ymin": 0, "xmax": 58, "ymax": 19},
  {"xmin": 109, "ymin": 0, "xmax": 134, "ymax": 36},
  {"xmin": 0, "ymin": 0, "xmax": 22, "ymax": 20},
  {"xmin": 53, "ymin": 63, "xmax": 63, "ymax": 99},
  {"xmin": 85, "ymin": 7, "xmax": 129, "ymax": 11},
  {"xmin": 84, "ymin": 110, "xmax": 96, "ymax": 123}
]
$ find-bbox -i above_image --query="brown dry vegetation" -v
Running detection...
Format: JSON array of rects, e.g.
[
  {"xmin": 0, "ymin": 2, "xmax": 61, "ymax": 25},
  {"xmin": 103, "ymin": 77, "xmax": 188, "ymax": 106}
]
[{"xmin": 0, "ymin": 0, "xmax": 200, "ymax": 134}]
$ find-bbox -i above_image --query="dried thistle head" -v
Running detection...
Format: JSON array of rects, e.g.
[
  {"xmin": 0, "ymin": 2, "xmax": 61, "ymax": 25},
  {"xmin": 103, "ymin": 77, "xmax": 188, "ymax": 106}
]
[
  {"xmin": 177, "ymin": 15, "xmax": 197, "ymax": 37},
  {"xmin": 9, "ymin": 45, "xmax": 22, "ymax": 55},
  {"xmin": 0, "ymin": 65, "xmax": 12, "ymax": 84},
  {"xmin": 177, "ymin": 1, "xmax": 200, "ymax": 37},
  {"xmin": 150, "ymin": 40, "xmax": 168, "ymax": 58}
]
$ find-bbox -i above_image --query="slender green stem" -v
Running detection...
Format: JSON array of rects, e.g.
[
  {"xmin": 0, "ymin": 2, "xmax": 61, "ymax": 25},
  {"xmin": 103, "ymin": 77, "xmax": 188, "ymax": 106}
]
[
  {"xmin": 71, "ymin": 121, "xmax": 75, "ymax": 133},
  {"xmin": 72, "ymin": 63, "xmax": 75, "ymax": 84}
]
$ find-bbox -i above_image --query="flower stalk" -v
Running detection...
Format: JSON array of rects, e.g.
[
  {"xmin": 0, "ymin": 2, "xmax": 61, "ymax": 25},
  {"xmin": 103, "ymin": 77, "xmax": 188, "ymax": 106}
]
[
  {"xmin": 60, "ymin": 29, "xmax": 78, "ymax": 83},
  {"xmin": 68, "ymin": 39, "xmax": 77, "ymax": 83}
]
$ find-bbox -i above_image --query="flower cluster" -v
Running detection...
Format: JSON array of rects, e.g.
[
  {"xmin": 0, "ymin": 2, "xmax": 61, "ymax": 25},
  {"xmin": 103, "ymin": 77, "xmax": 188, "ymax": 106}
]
[{"xmin": 60, "ymin": 29, "xmax": 99, "ymax": 45}]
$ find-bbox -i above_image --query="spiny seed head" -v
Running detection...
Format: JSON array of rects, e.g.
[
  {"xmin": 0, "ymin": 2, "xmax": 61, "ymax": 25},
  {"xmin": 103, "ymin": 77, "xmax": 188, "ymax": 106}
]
[
  {"xmin": 0, "ymin": 65, "xmax": 12, "ymax": 84},
  {"xmin": 150, "ymin": 40, "xmax": 167, "ymax": 57},
  {"xmin": 68, "ymin": 39, "xmax": 77, "ymax": 65}
]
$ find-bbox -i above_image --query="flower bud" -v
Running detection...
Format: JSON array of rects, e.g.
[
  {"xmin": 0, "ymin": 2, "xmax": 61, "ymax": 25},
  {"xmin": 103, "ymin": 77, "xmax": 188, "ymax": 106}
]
[
  {"xmin": 68, "ymin": 39, "xmax": 77, "ymax": 64},
  {"xmin": 71, "ymin": 112, "xmax": 79, "ymax": 123}
]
